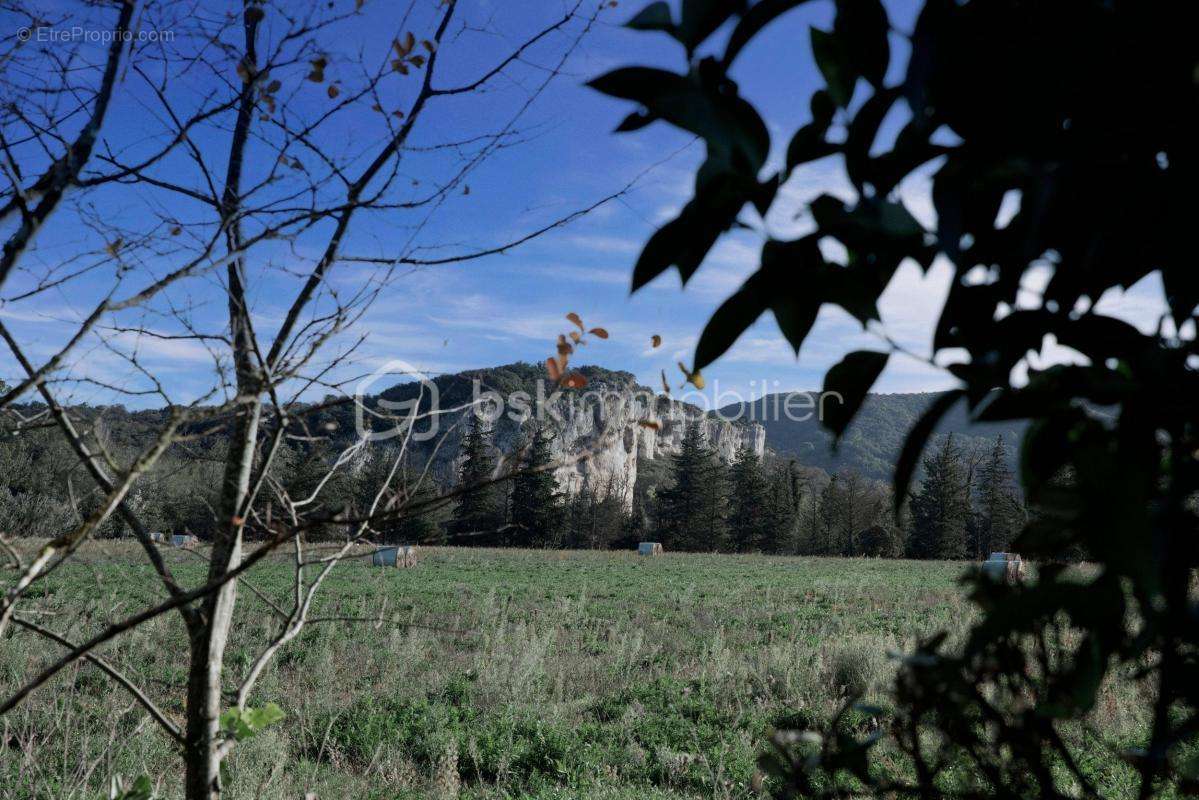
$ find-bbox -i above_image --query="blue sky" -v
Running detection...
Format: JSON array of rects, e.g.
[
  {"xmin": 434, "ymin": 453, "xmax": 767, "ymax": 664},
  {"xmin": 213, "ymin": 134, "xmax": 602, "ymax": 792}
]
[{"xmin": 0, "ymin": 0, "xmax": 1171, "ymax": 409}]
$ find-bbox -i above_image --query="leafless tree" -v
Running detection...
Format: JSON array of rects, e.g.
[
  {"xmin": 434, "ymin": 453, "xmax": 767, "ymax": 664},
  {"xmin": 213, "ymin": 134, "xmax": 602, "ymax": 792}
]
[{"xmin": 0, "ymin": 1, "xmax": 628, "ymax": 796}]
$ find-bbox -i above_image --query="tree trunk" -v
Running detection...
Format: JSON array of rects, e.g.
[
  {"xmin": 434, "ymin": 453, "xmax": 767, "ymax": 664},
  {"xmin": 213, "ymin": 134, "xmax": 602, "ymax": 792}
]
[
  {"xmin": 181, "ymin": 2, "xmax": 263, "ymax": 792},
  {"xmin": 183, "ymin": 399, "xmax": 260, "ymax": 799}
]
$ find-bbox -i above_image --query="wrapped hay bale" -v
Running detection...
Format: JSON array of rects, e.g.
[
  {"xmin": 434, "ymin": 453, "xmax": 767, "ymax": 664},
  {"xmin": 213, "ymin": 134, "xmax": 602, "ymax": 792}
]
[
  {"xmin": 170, "ymin": 534, "xmax": 198, "ymax": 548},
  {"xmin": 637, "ymin": 542, "xmax": 663, "ymax": 556},
  {"xmin": 981, "ymin": 552, "xmax": 1025, "ymax": 583},
  {"xmin": 372, "ymin": 545, "xmax": 418, "ymax": 567}
]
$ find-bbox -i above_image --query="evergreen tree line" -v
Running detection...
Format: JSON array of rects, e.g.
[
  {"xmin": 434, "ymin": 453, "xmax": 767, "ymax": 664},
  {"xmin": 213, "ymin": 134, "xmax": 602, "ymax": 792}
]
[
  {"xmin": 447, "ymin": 417, "xmax": 1025, "ymax": 559},
  {"xmin": 0, "ymin": 404, "xmax": 1023, "ymax": 560},
  {"xmin": 798, "ymin": 433, "xmax": 1025, "ymax": 559}
]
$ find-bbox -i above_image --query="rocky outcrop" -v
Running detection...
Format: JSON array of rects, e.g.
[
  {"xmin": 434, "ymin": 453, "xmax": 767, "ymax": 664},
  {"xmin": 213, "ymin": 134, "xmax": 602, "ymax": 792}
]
[
  {"xmin": 389, "ymin": 365, "xmax": 765, "ymax": 508},
  {"xmin": 510, "ymin": 376, "xmax": 765, "ymax": 507},
  {"xmin": 643, "ymin": 400, "xmax": 766, "ymax": 462}
]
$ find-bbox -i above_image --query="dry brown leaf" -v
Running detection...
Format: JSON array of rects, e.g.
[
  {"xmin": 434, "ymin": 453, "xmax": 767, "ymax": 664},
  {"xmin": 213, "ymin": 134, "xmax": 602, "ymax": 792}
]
[
  {"xmin": 545, "ymin": 357, "xmax": 562, "ymax": 382},
  {"xmin": 588, "ymin": 327, "xmax": 609, "ymax": 339},
  {"xmin": 638, "ymin": 420, "xmax": 661, "ymax": 430},
  {"xmin": 569, "ymin": 331, "xmax": 581, "ymax": 343},
  {"xmin": 651, "ymin": 334, "xmax": 662, "ymax": 348},
  {"xmin": 306, "ymin": 57, "xmax": 327, "ymax": 82},
  {"xmin": 326, "ymin": 84, "xmax": 340, "ymax": 99},
  {"xmin": 562, "ymin": 373, "xmax": 588, "ymax": 389},
  {"xmin": 565, "ymin": 312, "xmax": 584, "ymax": 330},
  {"xmin": 660, "ymin": 369, "xmax": 670, "ymax": 396},
  {"xmin": 678, "ymin": 362, "xmax": 705, "ymax": 390}
]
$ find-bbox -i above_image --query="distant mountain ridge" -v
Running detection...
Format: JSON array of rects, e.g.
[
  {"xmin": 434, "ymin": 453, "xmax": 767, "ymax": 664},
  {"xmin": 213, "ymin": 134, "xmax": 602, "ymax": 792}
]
[
  {"xmin": 719, "ymin": 392, "xmax": 1026, "ymax": 482},
  {"xmin": 366, "ymin": 365, "xmax": 1025, "ymax": 486},
  {"xmin": 5, "ymin": 365, "xmax": 1026, "ymax": 491}
]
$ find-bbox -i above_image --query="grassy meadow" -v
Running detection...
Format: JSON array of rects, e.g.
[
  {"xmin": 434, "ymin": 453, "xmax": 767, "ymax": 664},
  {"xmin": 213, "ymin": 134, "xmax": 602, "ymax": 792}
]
[{"xmin": 0, "ymin": 545, "xmax": 1150, "ymax": 799}]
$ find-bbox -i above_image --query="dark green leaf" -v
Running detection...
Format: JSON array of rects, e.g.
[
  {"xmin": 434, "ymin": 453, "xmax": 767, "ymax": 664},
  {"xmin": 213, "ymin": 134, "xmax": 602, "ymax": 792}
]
[
  {"xmin": 810, "ymin": 28, "xmax": 856, "ymax": 108},
  {"xmin": 694, "ymin": 273, "xmax": 769, "ymax": 370},
  {"xmin": 786, "ymin": 91, "xmax": 839, "ymax": 173},
  {"xmin": 772, "ymin": 300, "xmax": 820, "ymax": 355},
  {"xmin": 844, "ymin": 88, "xmax": 899, "ymax": 190},
  {"xmin": 588, "ymin": 67, "xmax": 689, "ymax": 104},
  {"xmin": 758, "ymin": 237, "xmax": 826, "ymax": 352},
  {"xmin": 679, "ymin": 0, "xmax": 746, "ymax": 52},
  {"xmin": 631, "ymin": 168, "xmax": 756, "ymax": 291},
  {"xmin": 626, "ymin": 2, "xmax": 675, "ymax": 35},
  {"xmin": 724, "ymin": 0, "xmax": 814, "ymax": 66},
  {"xmin": 833, "ymin": 0, "xmax": 890, "ymax": 89},
  {"xmin": 821, "ymin": 350, "xmax": 889, "ymax": 439},
  {"xmin": 614, "ymin": 110, "xmax": 657, "ymax": 132},
  {"xmin": 589, "ymin": 66, "xmax": 769, "ymax": 175}
]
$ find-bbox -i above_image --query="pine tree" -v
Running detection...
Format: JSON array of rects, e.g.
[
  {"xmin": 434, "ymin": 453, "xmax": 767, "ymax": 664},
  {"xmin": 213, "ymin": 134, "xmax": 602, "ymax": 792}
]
[
  {"xmin": 656, "ymin": 419, "xmax": 727, "ymax": 551},
  {"xmin": 727, "ymin": 445, "xmax": 768, "ymax": 551},
  {"xmin": 394, "ymin": 479, "xmax": 442, "ymax": 544},
  {"xmin": 973, "ymin": 435, "xmax": 1023, "ymax": 557},
  {"xmin": 817, "ymin": 475, "xmax": 843, "ymax": 555},
  {"xmin": 908, "ymin": 434, "xmax": 971, "ymax": 559},
  {"xmin": 820, "ymin": 472, "xmax": 871, "ymax": 555},
  {"xmin": 450, "ymin": 414, "xmax": 505, "ymax": 544},
  {"xmin": 618, "ymin": 487, "xmax": 650, "ymax": 549},
  {"xmin": 761, "ymin": 460, "xmax": 801, "ymax": 553},
  {"xmin": 283, "ymin": 441, "xmax": 354, "ymax": 541},
  {"xmin": 509, "ymin": 425, "xmax": 562, "ymax": 548},
  {"xmin": 796, "ymin": 491, "xmax": 821, "ymax": 555}
]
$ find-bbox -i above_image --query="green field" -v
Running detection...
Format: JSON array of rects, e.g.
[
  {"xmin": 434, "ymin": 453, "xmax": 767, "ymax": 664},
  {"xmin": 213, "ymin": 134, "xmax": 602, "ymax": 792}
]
[{"xmin": 0, "ymin": 546, "xmax": 1147, "ymax": 799}]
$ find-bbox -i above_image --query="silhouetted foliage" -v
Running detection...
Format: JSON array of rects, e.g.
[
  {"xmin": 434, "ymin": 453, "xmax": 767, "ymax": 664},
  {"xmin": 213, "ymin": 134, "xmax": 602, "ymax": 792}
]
[{"xmin": 596, "ymin": 0, "xmax": 1199, "ymax": 795}]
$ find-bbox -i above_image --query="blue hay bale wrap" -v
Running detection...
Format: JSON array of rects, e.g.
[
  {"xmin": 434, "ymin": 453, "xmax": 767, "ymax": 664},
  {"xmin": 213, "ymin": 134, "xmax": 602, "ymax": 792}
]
[{"xmin": 372, "ymin": 545, "xmax": 417, "ymax": 567}]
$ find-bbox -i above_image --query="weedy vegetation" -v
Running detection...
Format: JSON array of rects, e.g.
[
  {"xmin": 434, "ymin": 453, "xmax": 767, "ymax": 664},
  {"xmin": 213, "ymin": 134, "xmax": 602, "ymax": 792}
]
[{"xmin": 0, "ymin": 544, "xmax": 1154, "ymax": 799}]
